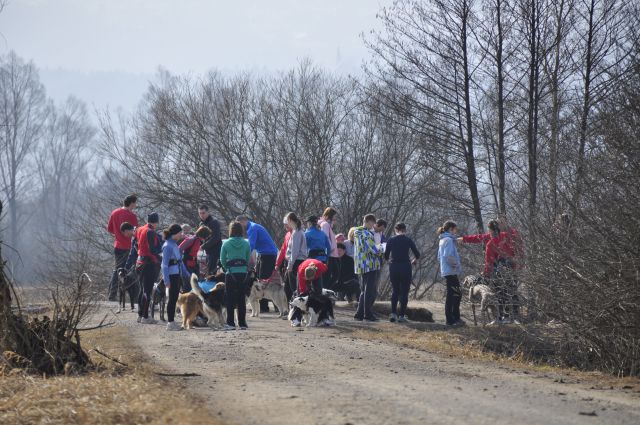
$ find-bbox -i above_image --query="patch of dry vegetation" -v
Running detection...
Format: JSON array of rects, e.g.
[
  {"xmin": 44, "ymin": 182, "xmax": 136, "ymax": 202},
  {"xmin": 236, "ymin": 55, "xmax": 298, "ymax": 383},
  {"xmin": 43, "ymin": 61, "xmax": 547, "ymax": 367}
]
[{"xmin": 0, "ymin": 326, "xmax": 225, "ymax": 425}]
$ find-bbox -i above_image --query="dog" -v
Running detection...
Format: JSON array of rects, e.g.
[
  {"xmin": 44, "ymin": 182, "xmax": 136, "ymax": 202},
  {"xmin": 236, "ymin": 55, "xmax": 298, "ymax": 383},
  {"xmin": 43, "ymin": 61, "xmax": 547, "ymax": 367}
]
[
  {"xmin": 289, "ymin": 293, "xmax": 335, "ymax": 327},
  {"xmin": 463, "ymin": 275, "xmax": 499, "ymax": 325},
  {"xmin": 150, "ymin": 278, "xmax": 166, "ymax": 321},
  {"xmin": 176, "ymin": 273, "xmax": 225, "ymax": 329},
  {"xmin": 322, "ymin": 288, "xmax": 338, "ymax": 302},
  {"xmin": 248, "ymin": 271, "xmax": 288, "ymax": 318},
  {"xmin": 116, "ymin": 268, "xmax": 139, "ymax": 313}
]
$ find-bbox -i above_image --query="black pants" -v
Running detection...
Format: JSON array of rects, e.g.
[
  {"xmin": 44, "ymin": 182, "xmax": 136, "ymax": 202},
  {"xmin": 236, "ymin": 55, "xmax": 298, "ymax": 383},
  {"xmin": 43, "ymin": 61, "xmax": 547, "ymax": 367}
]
[
  {"xmin": 355, "ymin": 270, "xmax": 379, "ymax": 320},
  {"xmin": 326, "ymin": 257, "xmax": 340, "ymax": 291},
  {"xmin": 137, "ymin": 262, "xmax": 160, "ymax": 318},
  {"xmin": 108, "ymin": 248, "xmax": 129, "ymax": 301},
  {"xmin": 167, "ymin": 274, "xmax": 182, "ymax": 322},
  {"xmin": 280, "ymin": 262, "xmax": 292, "ymax": 301},
  {"xmin": 205, "ymin": 243, "xmax": 222, "ymax": 275},
  {"xmin": 390, "ymin": 262, "xmax": 412, "ymax": 316},
  {"xmin": 256, "ymin": 254, "xmax": 276, "ymax": 311},
  {"xmin": 339, "ymin": 278, "xmax": 360, "ymax": 302},
  {"xmin": 225, "ymin": 273, "xmax": 248, "ymax": 327},
  {"xmin": 288, "ymin": 259, "xmax": 304, "ymax": 297},
  {"xmin": 444, "ymin": 275, "xmax": 462, "ymax": 325},
  {"xmin": 183, "ymin": 266, "xmax": 197, "ymax": 291}
]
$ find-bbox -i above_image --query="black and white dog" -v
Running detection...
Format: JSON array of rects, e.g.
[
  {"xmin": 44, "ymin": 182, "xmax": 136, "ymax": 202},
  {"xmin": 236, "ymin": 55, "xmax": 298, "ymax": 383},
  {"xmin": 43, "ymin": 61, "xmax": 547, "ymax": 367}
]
[
  {"xmin": 150, "ymin": 278, "xmax": 166, "ymax": 322},
  {"xmin": 116, "ymin": 268, "xmax": 139, "ymax": 313},
  {"xmin": 289, "ymin": 293, "xmax": 335, "ymax": 327}
]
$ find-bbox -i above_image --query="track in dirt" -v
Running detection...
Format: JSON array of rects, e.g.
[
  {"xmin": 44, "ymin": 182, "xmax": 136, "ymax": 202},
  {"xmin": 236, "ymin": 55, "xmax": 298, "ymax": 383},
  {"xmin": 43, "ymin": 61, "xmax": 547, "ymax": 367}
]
[{"xmin": 111, "ymin": 306, "xmax": 639, "ymax": 425}]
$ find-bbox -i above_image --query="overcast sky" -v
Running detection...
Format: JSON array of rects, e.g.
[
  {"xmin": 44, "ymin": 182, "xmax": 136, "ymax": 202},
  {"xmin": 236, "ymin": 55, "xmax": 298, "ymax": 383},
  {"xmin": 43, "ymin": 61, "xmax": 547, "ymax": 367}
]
[{"xmin": 0, "ymin": 0, "xmax": 391, "ymax": 113}]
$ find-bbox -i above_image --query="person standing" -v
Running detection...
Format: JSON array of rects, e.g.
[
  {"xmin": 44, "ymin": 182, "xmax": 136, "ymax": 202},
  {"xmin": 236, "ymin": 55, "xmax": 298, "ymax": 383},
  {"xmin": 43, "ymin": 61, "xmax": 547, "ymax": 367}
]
[
  {"xmin": 179, "ymin": 226, "xmax": 212, "ymax": 289},
  {"xmin": 438, "ymin": 221, "xmax": 464, "ymax": 326},
  {"xmin": 236, "ymin": 215, "xmax": 279, "ymax": 312},
  {"xmin": 198, "ymin": 205, "xmax": 222, "ymax": 275},
  {"xmin": 284, "ymin": 212, "xmax": 307, "ymax": 298},
  {"xmin": 220, "ymin": 221, "xmax": 251, "ymax": 330},
  {"xmin": 373, "ymin": 219, "xmax": 388, "ymax": 245},
  {"xmin": 125, "ymin": 212, "xmax": 162, "ymax": 324},
  {"xmin": 305, "ymin": 215, "xmax": 331, "ymax": 289},
  {"xmin": 353, "ymin": 214, "xmax": 384, "ymax": 322},
  {"xmin": 275, "ymin": 215, "xmax": 293, "ymax": 300},
  {"xmin": 161, "ymin": 224, "xmax": 191, "ymax": 331},
  {"xmin": 106, "ymin": 194, "xmax": 138, "ymax": 301},
  {"xmin": 384, "ymin": 223, "xmax": 421, "ymax": 323},
  {"xmin": 319, "ymin": 207, "xmax": 340, "ymax": 292}
]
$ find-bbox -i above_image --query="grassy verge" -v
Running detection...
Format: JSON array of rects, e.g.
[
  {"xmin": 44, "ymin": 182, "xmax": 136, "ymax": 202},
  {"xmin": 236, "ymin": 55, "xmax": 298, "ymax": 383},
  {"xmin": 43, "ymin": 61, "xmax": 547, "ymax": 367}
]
[{"xmin": 0, "ymin": 325, "xmax": 225, "ymax": 425}]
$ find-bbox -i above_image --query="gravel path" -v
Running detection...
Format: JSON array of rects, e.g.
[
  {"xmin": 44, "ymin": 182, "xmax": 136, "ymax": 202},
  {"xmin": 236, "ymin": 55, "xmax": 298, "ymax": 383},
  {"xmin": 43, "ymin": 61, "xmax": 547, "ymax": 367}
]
[{"xmin": 110, "ymin": 305, "xmax": 640, "ymax": 425}]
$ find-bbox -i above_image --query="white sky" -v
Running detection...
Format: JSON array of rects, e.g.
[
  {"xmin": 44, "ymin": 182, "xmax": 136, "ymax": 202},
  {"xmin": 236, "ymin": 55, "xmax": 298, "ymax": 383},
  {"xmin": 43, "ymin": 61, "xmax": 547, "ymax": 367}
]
[{"xmin": 0, "ymin": 0, "xmax": 391, "ymax": 112}]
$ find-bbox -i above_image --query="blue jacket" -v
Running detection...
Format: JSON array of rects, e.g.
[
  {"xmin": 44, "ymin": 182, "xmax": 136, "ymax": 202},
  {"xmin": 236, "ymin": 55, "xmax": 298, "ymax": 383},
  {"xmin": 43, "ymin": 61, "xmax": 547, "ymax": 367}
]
[
  {"xmin": 304, "ymin": 226, "xmax": 331, "ymax": 262},
  {"xmin": 438, "ymin": 232, "xmax": 462, "ymax": 277},
  {"xmin": 161, "ymin": 238, "xmax": 190, "ymax": 285},
  {"xmin": 247, "ymin": 221, "xmax": 278, "ymax": 255}
]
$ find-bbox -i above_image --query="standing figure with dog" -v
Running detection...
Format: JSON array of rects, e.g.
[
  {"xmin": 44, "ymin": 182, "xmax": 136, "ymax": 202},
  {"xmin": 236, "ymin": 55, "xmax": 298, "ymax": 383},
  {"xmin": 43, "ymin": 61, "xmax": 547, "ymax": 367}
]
[
  {"xmin": 106, "ymin": 194, "xmax": 138, "ymax": 301},
  {"xmin": 438, "ymin": 221, "xmax": 464, "ymax": 327},
  {"xmin": 162, "ymin": 224, "xmax": 192, "ymax": 331},
  {"xmin": 353, "ymin": 214, "xmax": 384, "ymax": 322},
  {"xmin": 384, "ymin": 222, "xmax": 421, "ymax": 323},
  {"xmin": 220, "ymin": 221, "xmax": 252, "ymax": 330},
  {"xmin": 179, "ymin": 225, "xmax": 212, "ymax": 288},
  {"xmin": 125, "ymin": 212, "xmax": 163, "ymax": 324},
  {"xmin": 284, "ymin": 212, "xmax": 308, "ymax": 298}
]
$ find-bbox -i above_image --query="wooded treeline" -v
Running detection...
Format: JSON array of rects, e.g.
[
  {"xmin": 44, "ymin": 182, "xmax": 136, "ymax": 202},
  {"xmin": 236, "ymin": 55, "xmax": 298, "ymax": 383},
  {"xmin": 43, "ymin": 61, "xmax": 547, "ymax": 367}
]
[{"xmin": 1, "ymin": 0, "xmax": 638, "ymax": 375}]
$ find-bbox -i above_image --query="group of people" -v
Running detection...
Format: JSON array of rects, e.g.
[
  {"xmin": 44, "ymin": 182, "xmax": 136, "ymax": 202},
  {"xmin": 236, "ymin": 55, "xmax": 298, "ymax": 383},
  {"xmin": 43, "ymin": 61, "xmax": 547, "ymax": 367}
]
[{"xmin": 107, "ymin": 194, "xmax": 521, "ymax": 331}]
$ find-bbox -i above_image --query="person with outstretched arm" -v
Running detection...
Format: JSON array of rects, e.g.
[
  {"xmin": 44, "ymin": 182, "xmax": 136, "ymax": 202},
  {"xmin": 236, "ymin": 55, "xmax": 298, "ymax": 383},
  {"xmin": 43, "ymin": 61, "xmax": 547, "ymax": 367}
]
[
  {"xmin": 161, "ymin": 224, "xmax": 191, "ymax": 331},
  {"xmin": 437, "ymin": 221, "xmax": 464, "ymax": 326},
  {"xmin": 384, "ymin": 222, "xmax": 421, "ymax": 323}
]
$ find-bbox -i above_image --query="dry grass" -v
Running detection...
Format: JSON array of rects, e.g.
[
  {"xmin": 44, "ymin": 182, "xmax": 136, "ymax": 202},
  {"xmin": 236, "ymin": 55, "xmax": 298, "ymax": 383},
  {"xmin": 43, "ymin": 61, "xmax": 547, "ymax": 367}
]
[
  {"xmin": 0, "ymin": 326, "xmax": 225, "ymax": 425},
  {"xmin": 349, "ymin": 324, "xmax": 640, "ymax": 390}
]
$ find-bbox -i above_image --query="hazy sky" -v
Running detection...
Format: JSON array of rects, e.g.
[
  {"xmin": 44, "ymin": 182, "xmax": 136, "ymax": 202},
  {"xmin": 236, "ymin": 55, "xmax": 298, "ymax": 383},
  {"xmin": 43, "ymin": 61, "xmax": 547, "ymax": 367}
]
[{"xmin": 0, "ymin": 0, "xmax": 391, "ymax": 113}]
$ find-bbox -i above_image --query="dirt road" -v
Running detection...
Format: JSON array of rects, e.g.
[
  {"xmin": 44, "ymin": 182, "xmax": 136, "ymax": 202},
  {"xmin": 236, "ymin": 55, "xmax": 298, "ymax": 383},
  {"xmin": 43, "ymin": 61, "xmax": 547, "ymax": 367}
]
[{"xmin": 110, "ymin": 306, "xmax": 639, "ymax": 425}]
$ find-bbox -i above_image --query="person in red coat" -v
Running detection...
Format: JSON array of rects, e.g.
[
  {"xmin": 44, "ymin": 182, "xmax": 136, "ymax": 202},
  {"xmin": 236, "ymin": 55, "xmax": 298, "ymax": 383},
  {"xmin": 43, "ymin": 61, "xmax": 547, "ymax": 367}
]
[
  {"xmin": 106, "ymin": 194, "xmax": 138, "ymax": 301},
  {"xmin": 296, "ymin": 258, "xmax": 328, "ymax": 295},
  {"xmin": 179, "ymin": 226, "xmax": 212, "ymax": 288}
]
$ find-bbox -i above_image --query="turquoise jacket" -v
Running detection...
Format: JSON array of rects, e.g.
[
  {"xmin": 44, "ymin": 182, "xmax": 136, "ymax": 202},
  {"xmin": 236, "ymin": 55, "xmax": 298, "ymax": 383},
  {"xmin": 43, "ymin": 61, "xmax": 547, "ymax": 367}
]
[{"xmin": 220, "ymin": 237, "xmax": 251, "ymax": 274}]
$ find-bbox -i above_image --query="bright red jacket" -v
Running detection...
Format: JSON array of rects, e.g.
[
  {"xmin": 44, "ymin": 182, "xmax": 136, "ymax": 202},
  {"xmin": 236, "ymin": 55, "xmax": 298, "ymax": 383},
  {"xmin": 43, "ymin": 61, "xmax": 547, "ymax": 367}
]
[
  {"xmin": 463, "ymin": 228, "xmax": 523, "ymax": 266},
  {"xmin": 135, "ymin": 224, "xmax": 161, "ymax": 264},
  {"xmin": 296, "ymin": 258, "xmax": 328, "ymax": 293},
  {"xmin": 107, "ymin": 208, "xmax": 138, "ymax": 250},
  {"xmin": 275, "ymin": 231, "xmax": 291, "ymax": 270},
  {"xmin": 483, "ymin": 235, "xmax": 510, "ymax": 277},
  {"xmin": 179, "ymin": 235, "xmax": 202, "ymax": 269}
]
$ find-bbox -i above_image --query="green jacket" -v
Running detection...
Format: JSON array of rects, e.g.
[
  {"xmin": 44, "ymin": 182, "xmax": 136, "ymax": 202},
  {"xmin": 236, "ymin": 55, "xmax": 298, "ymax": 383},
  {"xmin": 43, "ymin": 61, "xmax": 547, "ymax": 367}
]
[{"xmin": 220, "ymin": 237, "xmax": 251, "ymax": 274}]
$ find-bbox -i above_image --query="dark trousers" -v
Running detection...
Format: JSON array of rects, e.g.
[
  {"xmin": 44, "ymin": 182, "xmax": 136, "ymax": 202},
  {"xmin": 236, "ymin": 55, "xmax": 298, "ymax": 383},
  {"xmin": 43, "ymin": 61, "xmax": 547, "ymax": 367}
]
[
  {"xmin": 257, "ymin": 254, "xmax": 276, "ymax": 311},
  {"xmin": 340, "ymin": 278, "xmax": 360, "ymax": 302},
  {"xmin": 280, "ymin": 262, "xmax": 293, "ymax": 301},
  {"xmin": 167, "ymin": 274, "xmax": 182, "ymax": 322},
  {"xmin": 183, "ymin": 266, "xmax": 197, "ymax": 291},
  {"xmin": 108, "ymin": 248, "xmax": 129, "ymax": 301},
  {"xmin": 390, "ymin": 262, "xmax": 412, "ymax": 316},
  {"xmin": 225, "ymin": 273, "xmax": 248, "ymax": 327},
  {"xmin": 445, "ymin": 275, "xmax": 462, "ymax": 325},
  {"xmin": 355, "ymin": 270, "xmax": 379, "ymax": 320},
  {"xmin": 326, "ymin": 257, "xmax": 340, "ymax": 290},
  {"xmin": 137, "ymin": 262, "xmax": 160, "ymax": 318},
  {"xmin": 205, "ymin": 243, "xmax": 222, "ymax": 275},
  {"xmin": 288, "ymin": 259, "xmax": 304, "ymax": 297}
]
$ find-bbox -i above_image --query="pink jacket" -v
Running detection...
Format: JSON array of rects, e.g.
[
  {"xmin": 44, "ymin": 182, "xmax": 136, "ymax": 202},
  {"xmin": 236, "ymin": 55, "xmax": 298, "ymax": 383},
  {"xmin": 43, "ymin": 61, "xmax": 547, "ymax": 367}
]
[{"xmin": 319, "ymin": 219, "xmax": 338, "ymax": 258}]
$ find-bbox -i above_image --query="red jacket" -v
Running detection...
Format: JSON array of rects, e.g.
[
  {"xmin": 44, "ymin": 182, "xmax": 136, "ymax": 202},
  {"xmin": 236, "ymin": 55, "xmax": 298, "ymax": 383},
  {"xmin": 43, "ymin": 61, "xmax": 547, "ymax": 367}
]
[
  {"xmin": 179, "ymin": 236, "xmax": 202, "ymax": 269},
  {"xmin": 107, "ymin": 207, "xmax": 138, "ymax": 250},
  {"xmin": 463, "ymin": 228, "xmax": 523, "ymax": 266},
  {"xmin": 135, "ymin": 224, "xmax": 161, "ymax": 264},
  {"xmin": 296, "ymin": 258, "xmax": 328, "ymax": 293},
  {"xmin": 275, "ymin": 231, "xmax": 291, "ymax": 270}
]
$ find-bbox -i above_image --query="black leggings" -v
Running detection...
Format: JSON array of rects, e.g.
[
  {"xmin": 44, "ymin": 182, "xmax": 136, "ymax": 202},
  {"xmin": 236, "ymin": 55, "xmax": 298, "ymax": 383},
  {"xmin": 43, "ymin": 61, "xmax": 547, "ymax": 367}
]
[
  {"xmin": 166, "ymin": 274, "xmax": 182, "ymax": 322},
  {"xmin": 444, "ymin": 275, "xmax": 462, "ymax": 325},
  {"xmin": 288, "ymin": 259, "xmax": 304, "ymax": 298},
  {"xmin": 225, "ymin": 273, "xmax": 248, "ymax": 327},
  {"xmin": 390, "ymin": 262, "xmax": 412, "ymax": 316},
  {"xmin": 137, "ymin": 262, "xmax": 160, "ymax": 318}
]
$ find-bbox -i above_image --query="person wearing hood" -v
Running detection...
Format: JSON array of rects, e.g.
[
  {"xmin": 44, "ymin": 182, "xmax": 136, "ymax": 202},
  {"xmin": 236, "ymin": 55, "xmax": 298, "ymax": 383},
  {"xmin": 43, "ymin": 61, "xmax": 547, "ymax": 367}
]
[
  {"xmin": 220, "ymin": 221, "xmax": 252, "ymax": 330},
  {"xmin": 162, "ymin": 224, "xmax": 191, "ymax": 331},
  {"xmin": 437, "ymin": 221, "xmax": 464, "ymax": 326}
]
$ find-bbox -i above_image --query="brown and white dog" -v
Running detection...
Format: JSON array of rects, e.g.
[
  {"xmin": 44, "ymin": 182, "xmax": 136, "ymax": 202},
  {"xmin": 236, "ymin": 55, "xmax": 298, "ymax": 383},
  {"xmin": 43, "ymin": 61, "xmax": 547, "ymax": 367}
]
[
  {"xmin": 463, "ymin": 275, "xmax": 499, "ymax": 325},
  {"xmin": 248, "ymin": 271, "xmax": 289, "ymax": 319},
  {"xmin": 176, "ymin": 274, "xmax": 225, "ymax": 329}
]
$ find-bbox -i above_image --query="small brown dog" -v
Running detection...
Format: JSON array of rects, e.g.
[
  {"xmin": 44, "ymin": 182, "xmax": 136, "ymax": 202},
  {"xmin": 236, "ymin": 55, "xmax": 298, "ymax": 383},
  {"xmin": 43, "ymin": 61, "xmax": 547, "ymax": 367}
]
[{"xmin": 176, "ymin": 274, "xmax": 226, "ymax": 329}]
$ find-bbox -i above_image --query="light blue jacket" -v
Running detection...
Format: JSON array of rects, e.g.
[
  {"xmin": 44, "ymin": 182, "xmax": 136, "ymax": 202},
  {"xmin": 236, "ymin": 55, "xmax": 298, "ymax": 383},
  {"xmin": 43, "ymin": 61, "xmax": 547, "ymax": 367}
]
[
  {"xmin": 438, "ymin": 232, "xmax": 462, "ymax": 277},
  {"xmin": 161, "ymin": 238, "xmax": 191, "ymax": 285}
]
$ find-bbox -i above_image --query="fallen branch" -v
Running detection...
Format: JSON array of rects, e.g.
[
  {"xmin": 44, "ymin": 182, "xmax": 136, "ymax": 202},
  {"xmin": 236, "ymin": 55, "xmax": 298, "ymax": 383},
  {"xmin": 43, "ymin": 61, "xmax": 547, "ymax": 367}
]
[
  {"xmin": 77, "ymin": 322, "xmax": 115, "ymax": 331},
  {"xmin": 92, "ymin": 348, "xmax": 129, "ymax": 367},
  {"xmin": 155, "ymin": 372, "xmax": 200, "ymax": 377}
]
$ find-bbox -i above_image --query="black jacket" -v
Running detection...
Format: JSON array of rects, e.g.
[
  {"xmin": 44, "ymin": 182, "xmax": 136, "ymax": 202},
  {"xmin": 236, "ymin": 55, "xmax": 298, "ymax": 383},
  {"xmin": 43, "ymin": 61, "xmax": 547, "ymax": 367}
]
[{"xmin": 200, "ymin": 215, "xmax": 222, "ymax": 252}]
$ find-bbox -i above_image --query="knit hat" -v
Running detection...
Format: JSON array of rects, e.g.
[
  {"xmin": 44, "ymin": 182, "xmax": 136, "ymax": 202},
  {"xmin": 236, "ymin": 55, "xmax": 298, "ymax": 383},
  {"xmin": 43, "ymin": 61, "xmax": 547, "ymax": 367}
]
[
  {"xmin": 147, "ymin": 212, "xmax": 159, "ymax": 223},
  {"xmin": 304, "ymin": 264, "xmax": 318, "ymax": 281}
]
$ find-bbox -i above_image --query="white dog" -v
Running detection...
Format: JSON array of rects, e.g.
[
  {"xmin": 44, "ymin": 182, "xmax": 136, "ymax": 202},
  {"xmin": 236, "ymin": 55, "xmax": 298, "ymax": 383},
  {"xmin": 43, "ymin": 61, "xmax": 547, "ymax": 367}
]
[
  {"xmin": 463, "ymin": 275, "xmax": 499, "ymax": 325},
  {"xmin": 248, "ymin": 272, "xmax": 289, "ymax": 318}
]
